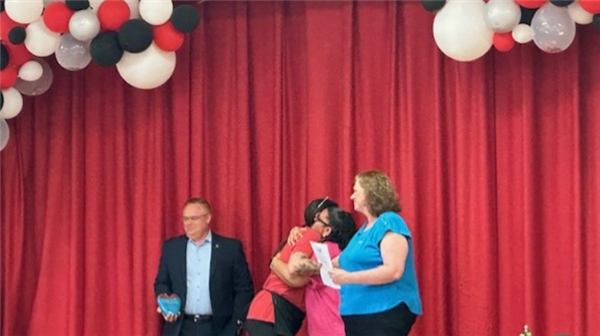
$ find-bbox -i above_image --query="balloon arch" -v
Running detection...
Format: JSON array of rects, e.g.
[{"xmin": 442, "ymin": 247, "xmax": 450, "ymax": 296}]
[
  {"xmin": 2, "ymin": 0, "xmax": 595, "ymax": 149},
  {"xmin": 423, "ymin": 0, "xmax": 594, "ymax": 61},
  {"xmin": 0, "ymin": 0, "xmax": 201, "ymax": 151}
]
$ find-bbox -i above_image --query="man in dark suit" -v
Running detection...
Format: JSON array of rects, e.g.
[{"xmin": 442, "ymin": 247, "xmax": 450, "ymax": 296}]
[{"xmin": 154, "ymin": 198, "xmax": 254, "ymax": 336}]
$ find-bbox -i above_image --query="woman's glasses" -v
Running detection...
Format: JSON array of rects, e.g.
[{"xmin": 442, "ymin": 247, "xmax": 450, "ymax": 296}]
[{"xmin": 314, "ymin": 216, "xmax": 330, "ymax": 227}]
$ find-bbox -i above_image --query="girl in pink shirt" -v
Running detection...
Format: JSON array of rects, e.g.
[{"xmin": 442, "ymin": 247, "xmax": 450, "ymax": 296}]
[{"xmin": 272, "ymin": 207, "xmax": 356, "ymax": 336}]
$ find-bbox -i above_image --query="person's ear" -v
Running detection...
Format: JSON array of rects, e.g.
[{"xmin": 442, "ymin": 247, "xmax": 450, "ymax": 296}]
[{"xmin": 322, "ymin": 226, "xmax": 332, "ymax": 238}]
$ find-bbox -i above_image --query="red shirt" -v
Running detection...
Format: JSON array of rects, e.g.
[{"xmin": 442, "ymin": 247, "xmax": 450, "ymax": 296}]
[{"xmin": 247, "ymin": 228, "xmax": 322, "ymax": 323}]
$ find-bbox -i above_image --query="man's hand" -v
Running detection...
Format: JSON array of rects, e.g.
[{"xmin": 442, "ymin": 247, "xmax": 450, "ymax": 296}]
[{"xmin": 157, "ymin": 307, "xmax": 180, "ymax": 323}]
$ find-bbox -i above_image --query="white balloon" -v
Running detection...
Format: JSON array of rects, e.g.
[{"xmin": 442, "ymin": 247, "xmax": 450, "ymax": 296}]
[
  {"xmin": 116, "ymin": 42, "xmax": 176, "ymax": 89},
  {"xmin": 14, "ymin": 58, "xmax": 54, "ymax": 96},
  {"xmin": 433, "ymin": 0, "xmax": 493, "ymax": 62},
  {"xmin": 69, "ymin": 9, "xmax": 101, "ymax": 41},
  {"xmin": 568, "ymin": 1, "xmax": 593, "ymax": 24},
  {"xmin": 512, "ymin": 23, "xmax": 535, "ymax": 43},
  {"xmin": 139, "ymin": 0, "xmax": 173, "ymax": 25},
  {"xmin": 25, "ymin": 18, "xmax": 61, "ymax": 57},
  {"xmin": 0, "ymin": 118, "xmax": 9, "ymax": 151},
  {"xmin": 5, "ymin": 0, "xmax": 44, "ymax": 24},
  {"xmin": 0, "ymin": 88, "xmax": 24, "ymax": 120},
  {"xmin": 89, "ymin": 0, "xmax": 105, "ymax": 11},
  {"xmin": 18, "ymin": 60, "xmax": 44, "ymax": 81},
  {"xmin": 124, "ymin": 0, "xmax": 140, "ymax": 18},
  {"xmin": 484, "ymin": 0, "xmax": 521, "ymax": 33},
  {"xmin": 531, "ymin": 4, "xmax": 576, "ymax": 53}
]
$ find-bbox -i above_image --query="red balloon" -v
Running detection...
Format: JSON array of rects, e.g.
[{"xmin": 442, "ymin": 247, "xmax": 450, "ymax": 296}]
[
  {"xmin": 493, "ymin": 33, "xmax": 515, "ymax": 52},
  {"xmin": 0, "ymin": 66, "xmax": 19, "ymax": 90},
  {"xmin": 43, "ymin": 2, "xmax": 74, "ymax": 33},
  {"xmin": 580, "ymin": 0, "xmax": 600, "ymax": 14},
  {"xmin": 5, "ymin": 42, "xmax": 33, "ymax": 66},
  {"xmin": 0, "ymin": 12, "xmax": 25, "ymax": 41},
  {"xmin": 154, "ymin": 22, "xmax": 185, "ymax": 52},
  {"xmin": 515, "ymin": 0, "xmax": 546, "ymax": 8},
  {"xmin": 98, "ymin": 0, "xmax": 130, "ymax": 31}
]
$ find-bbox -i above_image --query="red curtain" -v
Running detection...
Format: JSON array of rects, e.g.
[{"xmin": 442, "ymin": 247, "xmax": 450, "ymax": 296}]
[{"xmin": 2, "ymin": 2, "xmax": 599, "ymax": 336}]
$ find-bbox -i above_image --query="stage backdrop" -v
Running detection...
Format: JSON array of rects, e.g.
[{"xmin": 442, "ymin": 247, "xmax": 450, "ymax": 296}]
[{"xmin": 2, "ymin": 2, "xmax": 599, "ymax": 336}]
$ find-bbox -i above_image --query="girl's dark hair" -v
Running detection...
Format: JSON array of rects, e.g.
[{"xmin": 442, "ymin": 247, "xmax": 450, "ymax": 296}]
[
  {"xmin": 324, "ymin": 207, "xmax": 357, "ymax": 250},
  {"xmin": 304, "ymin": 198, "xmax": 338, "ymax": 227},
  {"xmin": 272, "ymin": 198, "xmax": 339, "ymax": 258}
]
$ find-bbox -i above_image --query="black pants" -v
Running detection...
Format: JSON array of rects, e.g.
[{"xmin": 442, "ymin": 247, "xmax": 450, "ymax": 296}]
[
  {"xmin": 245, "ymin": 292, "xmax": 304, "ymax": 336},
  {"xmin": 245, "ymin": 319, "xmax": 279, "ymax": 336},
  {"xmin": 180, "ymin": 319, "xmax": 217, "ymax": 336},
  {"xmin": 342, "ymin": 302, "xmax": 417, "ymax": 336}
]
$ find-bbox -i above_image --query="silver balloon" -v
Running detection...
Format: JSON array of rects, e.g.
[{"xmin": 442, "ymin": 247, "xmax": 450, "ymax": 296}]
[
  {"xmin": 69, "ymin": 9, "xmax": 101, "ymax": 42},
  {"xmin": 531, "ymin": 4, "xmax": 576, "ymax": 53},
  {"xmin": 484, "ymin": 0, "xmax": 521, "ymax": 33},
  {"xmin": 55, "ymin": 33, "xmax": 92, "ymax": 71},
  {"xmin": 0, "ymin": 118, "xmax": 9, "ymax": 151},
  {"xmin": 14, "ymin": 58, "xmax": 54, "ymax": 96}
]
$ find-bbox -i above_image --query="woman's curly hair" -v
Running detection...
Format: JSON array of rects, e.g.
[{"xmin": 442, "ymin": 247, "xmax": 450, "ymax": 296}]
[{"xmin": 356, "ymin": 170, "xmax": 401, "ymax": 217}]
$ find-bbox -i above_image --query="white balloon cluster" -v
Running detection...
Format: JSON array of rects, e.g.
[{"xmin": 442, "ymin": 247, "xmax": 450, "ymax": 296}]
[
  {"xmin": 428, "ymin": 0, "xmax": 589, "ymax": 62},
  {"xmin": 0, "ymin": 0, "xmax": 200, "ymax": 151}
]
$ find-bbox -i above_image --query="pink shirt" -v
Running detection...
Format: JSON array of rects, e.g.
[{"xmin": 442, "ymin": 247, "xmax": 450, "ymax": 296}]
[{"xmin": 305, "ymin": 241, "xmax": 345, "ymax": 336}]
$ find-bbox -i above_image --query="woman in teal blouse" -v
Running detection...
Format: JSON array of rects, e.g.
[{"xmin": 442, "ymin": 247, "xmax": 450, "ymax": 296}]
[{"xmin": 329, "ymin": 170, "xmax": 423, "ymax": 336}]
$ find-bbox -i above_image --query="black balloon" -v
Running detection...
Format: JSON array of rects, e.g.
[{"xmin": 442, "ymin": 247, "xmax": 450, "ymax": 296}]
[
  {"xmin": 8, "ymin": 27, "xmax": 26, "ymax": 45},
  {"xmin": 549, "ymin": 0, "xmax": 574, "ymax": 6},
  {"xmin": 0, "ymin": 91, "xmax": 3, "ymax": 111},
  {"xmin": 1, "ymin": 43, "xmax": 8, "ymax": 70},
  {"xmin": 520, "ymin": 7, "xmax": 537, "ymax": 25},
  {"xmin": 593, "ymin": 14, "xmax": 600, "ymax": 30},
  {"xmin": 90, "ymin": 31, "xmax": 124, "ymax": 67},
  {"xmin": 65, "ymin": 0, "xmax": 89, "ymax": 11},
  {"xmin": 171, "ymin": 5, "xmax": 200, "ymax": 33},
  {"xmin": 0, "ymin": 0, "xmax": 4, "ymax": 12},
  {"xmin": 422, "ymin": 0, "xmax": 446, "ymax": 12},
  {"xmin": 118, "ymin": 19, "xmax": 153, "ymax": 53}
]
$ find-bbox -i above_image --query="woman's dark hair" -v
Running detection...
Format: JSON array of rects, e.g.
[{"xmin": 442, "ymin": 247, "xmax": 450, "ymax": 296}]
[
  {"xmin": 304, "ymin": 197, "xmax": 338, "ymax": 227},
  {"xmin": 324, "ymin": 207, "xmax": 357, "ymax": 250},
  {"xmin": 272, "ymin": 197, "xmax": 339, "ymax": 258}
]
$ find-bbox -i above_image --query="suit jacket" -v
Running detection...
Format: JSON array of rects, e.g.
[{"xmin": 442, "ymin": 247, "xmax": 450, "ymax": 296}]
[{"xmin": 154, "ymin": 233, "xmax": 254, "ymax": 336}]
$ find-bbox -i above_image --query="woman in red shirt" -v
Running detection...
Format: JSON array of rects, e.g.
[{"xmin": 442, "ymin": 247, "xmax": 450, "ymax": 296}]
[{"xmin": 245, "ymin": 198, "xmax": 337, "ymax": 336}]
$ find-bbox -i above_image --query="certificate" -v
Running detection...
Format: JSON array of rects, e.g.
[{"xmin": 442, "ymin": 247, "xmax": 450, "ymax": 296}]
[{"xmin": 310, "ymin": 241, "xmax": 340, "ymax": 289}]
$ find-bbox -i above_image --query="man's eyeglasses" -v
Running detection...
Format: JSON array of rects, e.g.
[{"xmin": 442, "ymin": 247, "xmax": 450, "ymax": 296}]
[{"xmin": 182, "ymin": 214, "xmax": 209, "ymax": 222}]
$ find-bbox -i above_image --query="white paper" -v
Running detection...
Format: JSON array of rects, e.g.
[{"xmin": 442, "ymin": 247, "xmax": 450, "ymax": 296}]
[{"xmin": 310, "ymin": 241, "xmax": 340, "ymax": 290}]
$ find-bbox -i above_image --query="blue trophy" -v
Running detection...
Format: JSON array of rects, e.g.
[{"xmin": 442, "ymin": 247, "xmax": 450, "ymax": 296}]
[{"xmin": 157, "ymin": 293, "xmax": 181, "ymax": 316}]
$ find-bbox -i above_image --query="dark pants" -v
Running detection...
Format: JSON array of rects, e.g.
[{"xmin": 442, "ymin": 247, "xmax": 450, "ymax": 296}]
[
  {"xmin": 180, "ymin": 319, "xmax": 217, "ymax": 336},
  {"xmin": 245, "ymin": 292, "xmax": 304, "ymax": 336},
  {"xmin": 245, "ymin": 319, "xmax": 279, "ymax": 336},
  {"xmin": 342, "ymin": 302, "xmax": 417, "ymax": 336}
]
